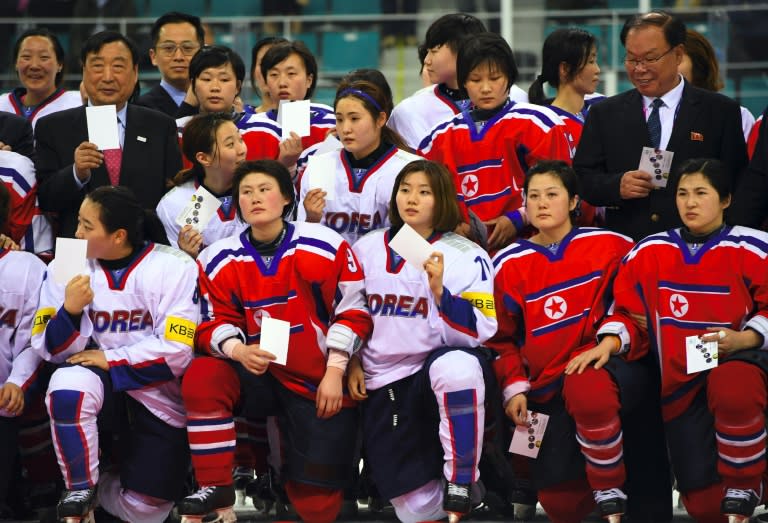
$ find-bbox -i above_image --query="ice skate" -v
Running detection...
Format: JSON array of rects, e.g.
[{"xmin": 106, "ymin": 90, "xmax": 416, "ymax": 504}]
[
  {"xmin": 178, "ymin": 485, "xmax": 236, "ymax": 523},
  {"xmin": 232, "ymin": 466, "xmax": 254, "ymax": 506},
  {"xmin": 444, "ymin": 482, "xmax": 471, "ymax": 523},
  {"xmin": 722, "ymin": 488, "xmax": 760, "ymax": 523},
  {"xmin": 593, "ymin": 488, "xmax": 627, "ymax": 522},
  {"xmin": 57, "ymin": 487, "xmax": 97, "ymax": 523}
]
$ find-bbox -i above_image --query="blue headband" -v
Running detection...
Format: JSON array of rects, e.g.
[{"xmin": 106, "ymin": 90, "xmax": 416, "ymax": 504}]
[{"xmin": 337, "ymin": 88, "xmax": 383, "ymax": 113}]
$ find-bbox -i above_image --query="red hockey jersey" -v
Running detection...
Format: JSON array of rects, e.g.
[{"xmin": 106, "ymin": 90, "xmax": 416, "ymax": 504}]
[{"xmin": 488, "ymin": 228, "xmax": 633, "ymax": 403}]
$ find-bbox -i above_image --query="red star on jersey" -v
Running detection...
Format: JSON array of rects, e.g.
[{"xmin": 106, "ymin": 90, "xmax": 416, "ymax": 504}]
[
  {"xmin": 544, "ymin": 295, "xmax": 567, "ymax": 320},
  {"xmin": 547, "ymin": 299, "xmax": 563, "ymax": 315},
  {"xmin": 464, "ymin": 178, "xmax": 477, "ymax": 193},
  {"xmin": 669, "ymin": 293, "xmax": 689, "ymax": 317}
]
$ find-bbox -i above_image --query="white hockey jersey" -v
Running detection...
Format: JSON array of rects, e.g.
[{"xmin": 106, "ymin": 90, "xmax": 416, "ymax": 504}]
[
  {"xmin": 353, "ymin": 229, "xmax": 497, "ymax": 390},
  {"xmin": 156, "ymin": 178, "xmax": 246, "ymax": 251},
  {"xmin": 31, "ymin": 243, "xmax": 199, "ymax": 428},
  {"xmin": 297, "ymin": 146, "xmax": 420, "ymax": 245},
  {"xmin": 0, "ymin": 249, "xmax": 46, "ymax": 398},
  {"xmin": 0, "ymin": 88, "xmax": 82, "ymax": 129}
]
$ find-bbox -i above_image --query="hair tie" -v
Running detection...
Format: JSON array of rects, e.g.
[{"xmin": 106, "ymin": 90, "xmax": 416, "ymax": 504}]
[{"xmin": 337, "ymin": 88, "xmax": 383, "ymax": 113}]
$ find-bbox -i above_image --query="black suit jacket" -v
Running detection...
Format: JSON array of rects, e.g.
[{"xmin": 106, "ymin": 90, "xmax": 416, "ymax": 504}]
[
  {"xmin": 574, "ymin": 81, "xmax": 747, "ymax": 240},
  {"xmin": 731, "ymin": 104, "xmax": 768, "ymax": 227},
  {"xmin": 34, "ymin": 104, "xmax": 182, "ymax": 237},
  {"xmin": 136, "ymin": 84, "xmax": 180, "ymax": 119},
  {"xmin": 0, "ymin": 111, "xmax": 34, "ymax": 159}
]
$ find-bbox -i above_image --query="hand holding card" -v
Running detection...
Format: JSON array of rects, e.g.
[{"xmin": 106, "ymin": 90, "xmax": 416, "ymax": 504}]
[
  {"xmin": 175, "ymin": 186, "xmax": 221, "ymax": 232},
  {"xmin": 639, "ymin": 147, "xmax": 674, "ymax": 189},
  {"xmin": 509, "ymin": 410, "xmax": 549, "ymax": 458},
  {"xmin": 685, "ymin": 335, "xmax": 719, "ymax": 374},
  {"xmin": 389, "ymin": 223, "xmax": 435, "ymax": 270},
  {"xmin": 260, "ymin": 317, "xmax": 290, "ymax": 366},
  {"xmin": 54, "ymin": 238, "xmax": 88, "ymax": 285},
  {"xmin": 279, "ymin": 100, "xmax": 311, "ymax": 139}
]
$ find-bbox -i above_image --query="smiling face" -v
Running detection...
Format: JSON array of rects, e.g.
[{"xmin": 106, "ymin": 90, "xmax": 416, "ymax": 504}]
[
  {"xmin": 265, "ymin": 52, "xmax": 313, "ymax": 102},
  {"xmin": 82, "ymin": 40, "xmax": 138, "ymax": 110},
  {"xmin": 335, "ymin": 96, "xmax": 386, "ymax": 160},
  {"xmin": 464, "ymin": 61, "xmax": 509, "ymax": 111},
  {"xmin": 624, "ymin": 25, "xmax": 682, "ymax": 98},
  {"xmin": 193, "ymin": 62, "xmax": 240, "ymax": 113},
  {"xmin": 676, "ymin": 172, "xmax": 729, "ymax": 235},
  {"xmin": 525, "ymin": 172, "xmax": 576, "ymax": 236},
  {"xmin": 395, "ymin": 171, "xmax": 436, "ymax": 237},
  {"xmin": 16, "ymin": 35, "xmax": 61, "ymax": 99}
]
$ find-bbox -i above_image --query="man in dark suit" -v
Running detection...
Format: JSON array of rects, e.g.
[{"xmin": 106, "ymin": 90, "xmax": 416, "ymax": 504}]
[
  {"xmin": 135, "ymin": 12, "xmax": 204, "ymax": 118},
  {"xmin": 0, "ymin": 112, "xmax": 34, "ymax": 158},
  {"xmin": 35, "ymin": 31, "xmax": 181, "ymax": 238},
  {"xmin": 574, "ymin": 11, "xmax": 747, "ymax": 242}
]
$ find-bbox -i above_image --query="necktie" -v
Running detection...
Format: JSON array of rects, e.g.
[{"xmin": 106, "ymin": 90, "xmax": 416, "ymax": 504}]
[
  {"xmin": 103, "ymin": 148, "xmax": 122, "ymax": 186},
  {"xmin": 647, "ymin": 98, "xmax": 664, "ymax": 149}
]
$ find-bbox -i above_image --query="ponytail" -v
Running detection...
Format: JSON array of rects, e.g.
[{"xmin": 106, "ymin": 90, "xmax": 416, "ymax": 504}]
[
  {"xmin": 143, "ymin": 209, "xmax": 171, "ymax": 246},
  {"xmin": 528, "ymin": 74, "xmax": 548, "ymax": 105}
]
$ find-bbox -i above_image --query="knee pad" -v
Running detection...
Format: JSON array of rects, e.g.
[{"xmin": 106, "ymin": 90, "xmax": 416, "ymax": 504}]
[
  {"xmin": 429, "ymin": 351, "xmax": 485, "ymax": 396},
  {"xmin": 390, "ymin": 479, "xmax": 446, "ymax": 523},
  {"xmin": 46, "ymin": 366, "xmax": 103, "ymax": 421}
]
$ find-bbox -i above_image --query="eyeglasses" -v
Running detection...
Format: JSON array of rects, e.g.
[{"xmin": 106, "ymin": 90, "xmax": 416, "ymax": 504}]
[
  {"xmin": 624, "ymin": 47, "xmax": 674, "ymax": 68},
  {"xmin": 156, "ymin": 42, "xmax": 200, "ymax": 57}
]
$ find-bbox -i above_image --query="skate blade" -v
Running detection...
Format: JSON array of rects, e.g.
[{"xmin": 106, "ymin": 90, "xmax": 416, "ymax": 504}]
[
  {"xmin": 726, "ymin": 515, "xmax": 750, "ymax": 523},
  {"xmin": 62, "ymin": 512, "xmax": 95, "ymax": 523},
  {"xmin": 605, "ymin": 514, "xmax": 623, "ymax": 523},
  {"xmin": 447, "ymin": 512, "xmax": 463, "ymax": 523},
  {"xmin": 181, "ymin": 507, "xmax": 237, "ymax": 523}
]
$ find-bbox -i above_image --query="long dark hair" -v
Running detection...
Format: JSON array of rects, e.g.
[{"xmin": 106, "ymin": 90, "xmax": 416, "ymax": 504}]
[
  {"xmin": 173, "ymin": 112, "xmax": 235, "ymax": 186},
  {"xmin": 85, "ymin": 186, "xmax": 169, "ymax": 248},
  {"xmin": 528, "ymin": 28, "xmax": 596, "ymax": 105}
]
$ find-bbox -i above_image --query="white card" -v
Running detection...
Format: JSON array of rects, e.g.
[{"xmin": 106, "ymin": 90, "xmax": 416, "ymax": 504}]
[
  {"xmin": 86, "ymin": 105, "xmax": 120, "ymax": 150},
  {"xmin": 509, "ymin": 410, "xmax": 549, "ymax": 458},
  {"xmin": 276, "ymin": 99, "xmax": 289, "ymax": 127},
  {"xmin": 313, "ymin": 133, "xmax": 343, "ymax": 155},
  {"xmin": 174, "ymin": 186, "xmax": 221, "ymax": 231},
  {"xmin": 389, "ymin": 223, "xmax": 435, "ymax": 271},
  {"xmin": 280, "ymin": 99, "xmax": 311, "ymax": 139},
  {"xmin": 260, "ymin": 317, "xmax": 290, "ymax": 366},
  {"xmin": 639, "ymin": 146, "xmax": 674, "ymax": 188},
  {"xmin": 53, "ymin": 238, "xmax": 88, "ymax": 285},
  {"xmin": 685, "ymin": 335, "xmax": 719, "ymax": 374},
  {"xmin": 305, "ymin": 154, "xmax": 337, "ymax": 200}
]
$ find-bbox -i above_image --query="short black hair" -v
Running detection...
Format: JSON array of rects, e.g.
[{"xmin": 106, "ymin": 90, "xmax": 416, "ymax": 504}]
[
  {"xmin": 189, "ymin": 45, "xmax": 246, "ymax": 91},
  {"xmin": 150, "ymin": 11, "xmax": 205, "ymax": 47},
  {"xmin": 250, "ymin": 36, "xmax": 288, "ymax": 89},
  {"xmin": 233, "ymin": 160, "xmax": 296, "ymax": 220},
  {"xmin": 260, "ymin": 41, "xmax": 318, "ymax": 99},
  {"xmin": 457, "ymin": 32, "xmax": 518, "ymax": 91},
  {"xmin": 525, "ymin": 160, "xmax": 580, "ymax": 200},
  {"xmin": 81, "ymin": 31, "xmax": 139, "ymax": 68},
  {"xmin": 14, "ymin": 28, "xmax": 66, "ymax": 87},
  {"xmin": 620, "ymin": 10, "xmax": 686, "ymax": 48},
  {"xmin": 424, "ymin": 13, "xmax": 486, "ymax": 53},
  {"xmin": 675, "ymin": 158, "xmax": 732, "ymax": 201}
]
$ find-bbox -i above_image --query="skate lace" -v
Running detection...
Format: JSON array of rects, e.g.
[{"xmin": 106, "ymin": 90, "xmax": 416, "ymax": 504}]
[
  {"xmin": 188, "ymin": 486, "xmax": 216, "ymax": 501},
  {"xmin": 447, "ymin": 483, "xmax": 470, "ymax": 498},
  {"xmin": 725, "ymin": 488, "xmax": 757, "ymax": 501},
  {"xmin": 62, "ymin": 489, "xmax": 93, "ymax": 503},
  {"xmin": 594, "ymin": 488, "xmax": 627, "ymax": 503}
]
